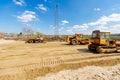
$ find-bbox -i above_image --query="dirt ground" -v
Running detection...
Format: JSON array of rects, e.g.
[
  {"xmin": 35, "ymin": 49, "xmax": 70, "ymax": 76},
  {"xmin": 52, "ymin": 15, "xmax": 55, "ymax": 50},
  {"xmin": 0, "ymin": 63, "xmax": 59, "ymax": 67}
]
[
  {"xmin": 0, "ymin": 39, "xmax": 120, "ymax": 80},
  {"xmin": 36, "ymin": 64, "xmax": 120, "ymax": 80}
]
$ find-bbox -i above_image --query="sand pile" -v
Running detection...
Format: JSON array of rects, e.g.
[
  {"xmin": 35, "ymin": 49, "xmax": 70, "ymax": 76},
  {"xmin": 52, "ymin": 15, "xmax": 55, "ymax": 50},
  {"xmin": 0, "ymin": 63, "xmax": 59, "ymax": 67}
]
[{"xmin": 36, "ymin": 64, "xmax": 120, "ymax": 80}]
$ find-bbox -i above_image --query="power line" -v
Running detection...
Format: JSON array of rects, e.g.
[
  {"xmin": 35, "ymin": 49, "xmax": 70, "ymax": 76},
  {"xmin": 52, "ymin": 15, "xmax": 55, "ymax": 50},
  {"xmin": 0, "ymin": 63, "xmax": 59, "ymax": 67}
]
[{"xmin": 54, "ymin": 3, "xmax": 59, "ymax": 37}]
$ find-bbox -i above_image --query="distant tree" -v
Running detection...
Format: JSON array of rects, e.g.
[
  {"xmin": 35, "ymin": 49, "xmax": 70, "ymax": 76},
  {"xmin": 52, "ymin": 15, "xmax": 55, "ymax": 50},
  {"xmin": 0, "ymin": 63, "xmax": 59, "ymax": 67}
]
[
  {"xmin": 22, "ymin": 27, "xmax": 34, "ymax": 37},
  {"xmin": 36, "ymin": 32, "xmax": 44, "ymax": 37},
  {"xmin": 22, "ymin": 27, "xmax": 34, "ymax": 35},
  {"xmin": 17, "ymin": 32, "xmax": 23, "ymax": 37},
  {"xmin": 9, "ymin": 33, "xmax": 17, "ymax": 37}
]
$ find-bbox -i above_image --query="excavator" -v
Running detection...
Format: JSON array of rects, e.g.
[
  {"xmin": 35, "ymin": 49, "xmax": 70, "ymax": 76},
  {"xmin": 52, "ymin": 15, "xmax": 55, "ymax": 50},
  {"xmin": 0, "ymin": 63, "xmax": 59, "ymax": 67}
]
[
  {"xmin": 66, "ymin": 34, "xmax": 89, "ymax": 45},
  {"xmin": 88, "ymin": 30, "xmax": 120, "ymax": 53}
]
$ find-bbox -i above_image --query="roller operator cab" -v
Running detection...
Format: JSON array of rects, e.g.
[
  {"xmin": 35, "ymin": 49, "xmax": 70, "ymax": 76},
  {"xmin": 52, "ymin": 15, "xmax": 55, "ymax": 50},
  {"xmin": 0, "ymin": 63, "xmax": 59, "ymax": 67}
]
[{"xmin": 88, "ymin": 30, "xmax": 120, "ymax": 53}]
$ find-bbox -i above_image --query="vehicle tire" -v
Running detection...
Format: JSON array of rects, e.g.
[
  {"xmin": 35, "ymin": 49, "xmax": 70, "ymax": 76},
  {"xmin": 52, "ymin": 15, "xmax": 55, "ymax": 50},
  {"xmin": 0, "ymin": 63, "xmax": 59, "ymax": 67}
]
[
  {"xmin": 77, "ymin": 41, "xmax": 81, "ymax": 45},
  {"xmin": 96, "ymin": 46, "xmax": 104, "ymax": 53},
  {"xmin": 70, "ymin": 39, "xmax": 77, "ymax": 45},
  {"xmin": 28, "ymin": 40, "xmax": 33, "ymax": 43},
  {"xmin": 88, "ymin": 44, "xmax": 92, "ymax": 51},
  {"xmin": 38, "ymin": 40, "xmax": 42, "ymax": 43},
  {"xmin": 35, "ymin": 40, "xmax": 39, "ymax": 43}
]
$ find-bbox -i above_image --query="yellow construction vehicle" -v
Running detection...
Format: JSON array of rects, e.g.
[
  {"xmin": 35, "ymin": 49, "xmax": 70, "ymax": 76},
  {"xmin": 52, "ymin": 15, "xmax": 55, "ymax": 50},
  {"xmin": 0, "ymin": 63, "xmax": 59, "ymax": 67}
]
[
  {"xmin": 66, "ymin": 34, "xmax": 89, "ymax": 45},
  {"xmin": 88, "ymin": 30, "xmax": 120, "ymax": 53},
  {"xmin": 25, "ymin": 37, "xmax": 46, "ymax": 43}
]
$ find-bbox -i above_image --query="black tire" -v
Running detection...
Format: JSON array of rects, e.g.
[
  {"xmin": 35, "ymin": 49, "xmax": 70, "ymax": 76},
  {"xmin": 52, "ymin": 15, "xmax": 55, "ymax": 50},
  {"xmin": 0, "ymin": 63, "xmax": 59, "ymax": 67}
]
[
  {"xmin": 70, "ymin": 39, "xmax": 77, "ymax": 45},
  {"xmin": 77, "ymin": 41, "xmax": 81, "ymax": 45},
  {"xmin": 35, "ymin": 40, "xmax": 40, "ymax": 43},
  {"xmin": 88, "ymin": 44, "xmax": 92, "ymax": 51},
  {"xmin": 96, "ymin": 46, "xmax": 104, "ymax": 53},
  {"xmin": 38, "ymin": 40, "xmax": 42, "ymax": 43},
  {"xmin": 28, "ymin": 40, "xmax": 34, "ymax": 43}
]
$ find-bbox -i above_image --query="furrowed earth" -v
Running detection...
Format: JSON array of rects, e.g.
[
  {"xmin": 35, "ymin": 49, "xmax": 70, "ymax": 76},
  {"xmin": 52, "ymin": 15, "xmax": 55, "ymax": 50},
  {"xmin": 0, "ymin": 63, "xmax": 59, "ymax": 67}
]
[{"xmin": 0, "ymin": 39, "xmax": 120, "ymax": 80}]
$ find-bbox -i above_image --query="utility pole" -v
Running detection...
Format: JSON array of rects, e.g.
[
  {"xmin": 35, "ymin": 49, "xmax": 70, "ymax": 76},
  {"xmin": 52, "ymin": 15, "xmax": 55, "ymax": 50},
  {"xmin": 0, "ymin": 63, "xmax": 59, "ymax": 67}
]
[{"xmin": 54, "ymin": 3, "xmax": 59, "ymax": 37}]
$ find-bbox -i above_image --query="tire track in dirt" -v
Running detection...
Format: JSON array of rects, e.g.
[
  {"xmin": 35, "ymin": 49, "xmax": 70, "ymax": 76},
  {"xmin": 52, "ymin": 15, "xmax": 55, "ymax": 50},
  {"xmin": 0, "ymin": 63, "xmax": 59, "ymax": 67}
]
[
  {"xmin": 0, "ymin": 53, "xmax": 120, "ymax": 70},
  {"xmin": 0, "ymin": 53, "xmax": 120, "ymax": 80}
]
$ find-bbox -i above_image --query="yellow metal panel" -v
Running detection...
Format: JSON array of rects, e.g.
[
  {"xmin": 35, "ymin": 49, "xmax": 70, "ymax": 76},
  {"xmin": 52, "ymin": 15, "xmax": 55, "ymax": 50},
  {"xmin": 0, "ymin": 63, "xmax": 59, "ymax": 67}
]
[
  {"xmin": 91, "ymin": 38, "xmax": 100, "ymax": 44},
  {"xmin": 76, "ymin": 35, "xmax": 80, "ymax": 41},
  {"xmin": 66, "ymin": 36, "xmax": 71, "ymax": 43},
  {"xmin": 100, "ymin": 39, "xmax": 106, "ymax": 45}
]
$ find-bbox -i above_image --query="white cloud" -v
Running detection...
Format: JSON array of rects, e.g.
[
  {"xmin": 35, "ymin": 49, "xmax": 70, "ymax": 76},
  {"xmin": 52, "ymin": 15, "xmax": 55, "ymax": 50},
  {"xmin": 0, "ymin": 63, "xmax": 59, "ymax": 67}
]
[
  {"xmin": 91, "ymin": 14, "xmax": 120, "ymax": 33},
  {"xmin": 59, "ymin": 27, "xmax": 64, "ymax": 31},
  {"xmin": 17, "ymin": 11, "xmax": 36, "ymax": 22},
  {"xmin": 49, "ymin": 25, "xmax": 55, "ymax": 29},
  {"xmin": 95, "ymin": 25, "xmax": 109, "ymax": 32},
  {"xmin": 36, "ymin": 4, "xmax": 47, "ymax": 12},
  {"xmin": 94, "ymin": 8, "xmax": 101, "ymax": 11},
  {"xmin": 95, "ymin": 24, "xmax": 120, "ymax": 33},
  {"xmin": 66, "ymin": 24, "xmax": 89, "ymax": 34},
  {"xmin": 25, "ymin": 23, "xmax": 31, "ymax": 27},
  {"xmin": 13, "ymin": 0, "xmax": 24, "ymax": 6},
  {"xmin": 66, "ymin": 29, "xmax": 74, "ymax": 34},
  {"xmin": 110, "ymin": 24, "xmax": 120, "ymax": 33},
  {"xmin": 61, "ymin": 20, "xmax": 69, "ymax": 25},
  {"xmin": 88, "ymin": 14, "xmax": 120, "ymax": 26},
  {"xmin": 73, "ymin": 24, "xmax": 88, "ymax": 30},
  {"xmin": 66, "ymin": 13, "xmax": 120, "ymax": 34}
]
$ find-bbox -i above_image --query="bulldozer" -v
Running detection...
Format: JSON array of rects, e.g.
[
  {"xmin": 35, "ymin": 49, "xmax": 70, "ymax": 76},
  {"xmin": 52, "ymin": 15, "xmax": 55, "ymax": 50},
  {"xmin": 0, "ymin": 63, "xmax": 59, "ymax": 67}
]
[
  {"xmin": 88, "ymin": 30, "xmax": 120, "ymax": 53},
  {"xmin": 66, "ymin": 34, "xmax": 89, "ymax": 45}
]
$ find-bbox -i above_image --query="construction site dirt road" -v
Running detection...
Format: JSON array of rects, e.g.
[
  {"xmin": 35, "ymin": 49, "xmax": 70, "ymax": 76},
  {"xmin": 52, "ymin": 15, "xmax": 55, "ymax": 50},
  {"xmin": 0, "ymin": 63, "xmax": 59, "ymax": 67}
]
[{"xmin": 0, "ymin": 40, "xmax": 120, "ymax": 80}]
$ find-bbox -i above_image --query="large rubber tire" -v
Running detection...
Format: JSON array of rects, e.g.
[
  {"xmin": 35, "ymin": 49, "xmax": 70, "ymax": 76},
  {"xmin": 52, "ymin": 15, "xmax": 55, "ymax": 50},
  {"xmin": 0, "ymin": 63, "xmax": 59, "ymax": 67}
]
[
  {"xmin": 88, "ymin": 44, "xmax": 92, "ymax": 51},
  {"xmin": 77, "ymin": 41, "xmax": 81, "ymax": 45},
  {"xmin": 70, "ymin": 39, "xmax": 77, "ymax": 45},
  {"xmin": 28, "ymin": 40, "xmax": 34, "ymax": 43},
  {"xmin": 96, "ymin": 46, "xmax": 104, "ymax": 53},
  {"xmin": 35, "ymin": 40, "xmax": 40, "ymax": 43}
]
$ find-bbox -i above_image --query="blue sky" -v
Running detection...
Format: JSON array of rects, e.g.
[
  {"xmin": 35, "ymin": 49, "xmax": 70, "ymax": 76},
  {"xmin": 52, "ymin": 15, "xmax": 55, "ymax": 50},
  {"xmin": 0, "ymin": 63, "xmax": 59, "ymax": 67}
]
[{"xmin": 1, "ymin": 0, "xmax": 120, "ymax": 35}]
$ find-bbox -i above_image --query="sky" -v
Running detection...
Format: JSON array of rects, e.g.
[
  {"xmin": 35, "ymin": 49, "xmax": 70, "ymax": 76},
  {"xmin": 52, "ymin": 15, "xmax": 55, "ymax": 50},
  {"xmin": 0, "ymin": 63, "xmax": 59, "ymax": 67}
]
[{"xmin": 1, "ymin": 0, "xmax": 120, "ymax": 35}]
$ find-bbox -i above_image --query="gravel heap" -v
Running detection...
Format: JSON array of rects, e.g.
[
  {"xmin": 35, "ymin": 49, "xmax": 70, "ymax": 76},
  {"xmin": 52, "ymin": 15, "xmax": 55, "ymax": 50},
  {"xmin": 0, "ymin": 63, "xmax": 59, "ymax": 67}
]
[{"xmin": 36, "ymin": 64, "xmax": 120, "ymax": 80}]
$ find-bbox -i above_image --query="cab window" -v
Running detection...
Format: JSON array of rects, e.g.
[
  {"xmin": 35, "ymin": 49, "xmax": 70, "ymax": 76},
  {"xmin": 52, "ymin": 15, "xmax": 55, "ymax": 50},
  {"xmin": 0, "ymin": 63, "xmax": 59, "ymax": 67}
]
[
  {"xmin": 92, "ymin": 33, "xmax": 97, "ymax": 38},
  {"xmin": 92, "ymin": 33, "xmax": 100, "ymax": 38},
  {"xmin": 100, "ymin": 33, "xmax": 105, "ymax": 39},
  {"xmin": 105, "ymin": 33, "xmax": 110, "ymax": 39}
]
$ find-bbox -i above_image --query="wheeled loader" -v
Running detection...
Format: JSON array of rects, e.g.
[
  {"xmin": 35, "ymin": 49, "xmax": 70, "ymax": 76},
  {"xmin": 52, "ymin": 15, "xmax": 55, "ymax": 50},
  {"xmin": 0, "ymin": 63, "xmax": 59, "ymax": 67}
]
[
  {"xmin": 66, "ymin": 34, "xmax": 89, "ymax": 45},
  {"xmin": 88, "ymin": 30, "xmax": 120, "ymax": 53},
  {"xmin": 25, "ymin": 37, "xmax": 46, "ymax": 43}
]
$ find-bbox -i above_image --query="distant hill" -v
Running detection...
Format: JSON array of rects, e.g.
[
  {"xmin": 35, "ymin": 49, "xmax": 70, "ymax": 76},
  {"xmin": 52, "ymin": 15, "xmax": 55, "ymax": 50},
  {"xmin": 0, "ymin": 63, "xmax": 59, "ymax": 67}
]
[{"xmin": 111, "ymin": 34, "xmax": 120, "ymax": 36}]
